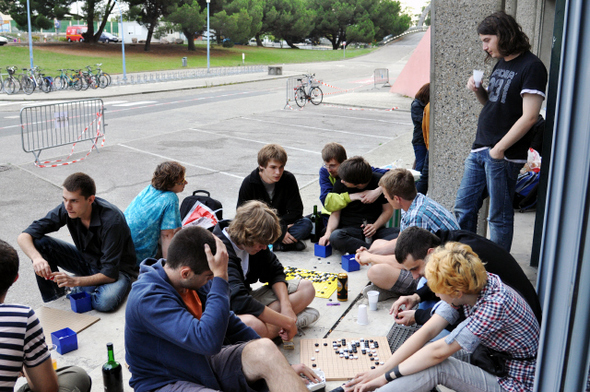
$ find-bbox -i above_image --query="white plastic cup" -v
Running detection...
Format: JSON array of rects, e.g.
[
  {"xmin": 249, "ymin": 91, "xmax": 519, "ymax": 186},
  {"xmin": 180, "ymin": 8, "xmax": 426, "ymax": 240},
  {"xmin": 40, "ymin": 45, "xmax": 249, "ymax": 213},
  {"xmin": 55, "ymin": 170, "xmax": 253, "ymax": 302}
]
[
  {"xmin": 357, "ymin": 304, "xmax": 369, "ymax": 325},
  {"xmin": 367, "ymin": 290, "xmax": 379, "ymax": 311},
  {"xmin": 473, "ymin": 69, "xmax": 484, "ymax": 88}
]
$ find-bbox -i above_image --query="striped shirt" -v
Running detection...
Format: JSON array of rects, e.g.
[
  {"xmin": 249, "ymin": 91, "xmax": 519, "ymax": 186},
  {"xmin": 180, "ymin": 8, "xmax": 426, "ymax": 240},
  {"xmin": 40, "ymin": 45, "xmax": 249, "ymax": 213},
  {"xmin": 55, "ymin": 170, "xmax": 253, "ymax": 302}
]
[
  {"xmin": 400, "ymin": 193, "xmax": 460, "ymax": 232},
  {"xmin": 0, "ymin": 304, "xmax": 50, "ymax": 392}
]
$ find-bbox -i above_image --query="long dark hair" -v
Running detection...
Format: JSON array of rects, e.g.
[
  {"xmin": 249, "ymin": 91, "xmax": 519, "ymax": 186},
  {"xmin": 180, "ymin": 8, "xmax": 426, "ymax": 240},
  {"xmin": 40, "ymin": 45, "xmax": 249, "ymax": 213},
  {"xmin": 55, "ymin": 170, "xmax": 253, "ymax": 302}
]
[{"xmin": 477, "ymin": 11, "xmax": 530, "ymax": 59}]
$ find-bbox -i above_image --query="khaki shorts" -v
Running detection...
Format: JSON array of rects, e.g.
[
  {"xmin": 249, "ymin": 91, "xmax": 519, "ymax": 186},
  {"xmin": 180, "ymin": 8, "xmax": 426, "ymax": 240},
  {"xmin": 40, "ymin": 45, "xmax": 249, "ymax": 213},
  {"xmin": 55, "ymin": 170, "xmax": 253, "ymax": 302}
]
[{"xmin": 251, "ymin": 279, "xmax": 301, "ymax": 306}]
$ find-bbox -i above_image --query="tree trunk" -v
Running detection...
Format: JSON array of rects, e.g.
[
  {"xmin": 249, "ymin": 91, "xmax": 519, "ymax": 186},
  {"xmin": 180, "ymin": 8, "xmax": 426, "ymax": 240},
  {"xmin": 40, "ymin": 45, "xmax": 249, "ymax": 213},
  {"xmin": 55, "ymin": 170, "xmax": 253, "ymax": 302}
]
[
  {"xmin": 255, "ymin": 33, "xmax": 263, "ymax": 47},
  {"xmin": 184, "ymin": 29, "xmax": 196, "ymax": 51},
  {"xmin": 144, "ymin": 24, "xmax": 155, "ymax": 51},
  {"xmin": 285, "ymin": 39, "xmax": 298, "ymax": 49},
  {"xmin": 84, "ymin": 0, "xmax": 96, "ymax": 43},
  {"xmin": 96, "ymin": 0, "xmax": 115, "ymax": 38}
]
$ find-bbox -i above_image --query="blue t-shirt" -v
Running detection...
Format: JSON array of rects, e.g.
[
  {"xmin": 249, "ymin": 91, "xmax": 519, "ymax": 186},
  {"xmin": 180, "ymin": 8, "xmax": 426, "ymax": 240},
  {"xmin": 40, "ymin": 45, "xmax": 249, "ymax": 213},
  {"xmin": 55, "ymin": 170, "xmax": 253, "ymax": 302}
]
[{"xmin": 125, "ymin": 185, "xmax": 181, "ymax": 265}]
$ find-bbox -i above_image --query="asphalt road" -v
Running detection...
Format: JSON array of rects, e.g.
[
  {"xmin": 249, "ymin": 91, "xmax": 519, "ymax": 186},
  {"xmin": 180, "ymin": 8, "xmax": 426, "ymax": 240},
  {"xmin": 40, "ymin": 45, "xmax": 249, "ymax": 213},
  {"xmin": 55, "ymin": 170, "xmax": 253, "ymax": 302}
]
[{"xmin": 0, "ymin": 34, "xmax": 421, "ymax": 309}]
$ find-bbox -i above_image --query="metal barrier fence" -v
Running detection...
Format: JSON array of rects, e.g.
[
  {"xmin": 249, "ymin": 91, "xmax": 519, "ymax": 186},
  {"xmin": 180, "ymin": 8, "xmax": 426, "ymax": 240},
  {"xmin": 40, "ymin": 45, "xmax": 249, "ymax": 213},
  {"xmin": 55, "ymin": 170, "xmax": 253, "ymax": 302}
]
[
  {"xmin": 373, "ymin": 68, "xmax": 390, "ymax": 88},
  {"xmin": 21, "ymin": 99, "xmax": 105, "ymax": 165},
  {"xmin": 284, "ymin": 75, "xmax": 319, "ymax": 108},
  {"xmin": 112, "ymin": 65, "xmax": 266, "ymax": 86}
]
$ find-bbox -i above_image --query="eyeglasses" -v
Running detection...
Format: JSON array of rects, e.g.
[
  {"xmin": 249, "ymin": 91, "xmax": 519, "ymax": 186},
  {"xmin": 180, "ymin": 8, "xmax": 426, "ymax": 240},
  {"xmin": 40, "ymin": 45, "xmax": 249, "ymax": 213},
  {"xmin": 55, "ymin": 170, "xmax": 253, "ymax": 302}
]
[
  {"xmin": 176, "ymin": 178, "xmax": 187, "ymax": 186},
  {"xmin": 323, "ymin": 163, "xmax": 339, "ymax": 170}
]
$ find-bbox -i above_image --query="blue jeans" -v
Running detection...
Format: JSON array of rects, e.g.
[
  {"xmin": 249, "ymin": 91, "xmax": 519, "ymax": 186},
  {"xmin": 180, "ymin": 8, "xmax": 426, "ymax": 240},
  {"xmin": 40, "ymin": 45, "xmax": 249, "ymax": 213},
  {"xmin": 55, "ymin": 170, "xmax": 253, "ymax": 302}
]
[
  {"xmin": 286, "ymin": 217, "xmax": 313, "ymax": 240},
  {"xmin": 454, "ymin": 149, "xmax": 522, "ymax": 252},
  {"xmin": 413, "ymin": 143, "xmax": 428, "ymax": 173},
  {"xmin": 33, "ymin": 236, "xmax": 132, "ymax": 312}
]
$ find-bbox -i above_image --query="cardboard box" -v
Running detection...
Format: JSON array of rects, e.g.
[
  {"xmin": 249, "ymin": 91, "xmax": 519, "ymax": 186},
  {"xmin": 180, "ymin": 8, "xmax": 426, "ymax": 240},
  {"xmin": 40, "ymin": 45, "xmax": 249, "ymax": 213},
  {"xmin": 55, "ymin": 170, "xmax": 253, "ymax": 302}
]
[
  {"xmin": 314, "ymin": 244, "xmax": 332, "ymax": 258},
  {"xmin": 341, "ymin": 254, "xmax": 360, "ymax": 272},
  {"xmin": 51, "ymin": 327, "xmax": 78, "ymax": 355},
  {"xmin": 70, "ymin": 291, "xmax": 92, "ymax": 313}
]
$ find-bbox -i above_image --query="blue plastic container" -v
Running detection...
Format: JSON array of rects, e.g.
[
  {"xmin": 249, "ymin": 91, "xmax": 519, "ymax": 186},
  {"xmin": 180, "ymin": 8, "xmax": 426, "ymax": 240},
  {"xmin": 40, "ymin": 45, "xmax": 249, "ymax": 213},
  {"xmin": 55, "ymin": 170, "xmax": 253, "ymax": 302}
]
[
  {"xmin": 70, "ymin": 291, "xmax": 92, "ymax": 313},
  {"xmin": 341, "ymin": 254, "xmax": 360, "ymax": 272},
  {"xmin": 314, "ymin": 244, "xmax": 332, "ymax": 258},
  {"xmin": 51, "ymin": 327, "xmax": 78, "ymax": 355}
]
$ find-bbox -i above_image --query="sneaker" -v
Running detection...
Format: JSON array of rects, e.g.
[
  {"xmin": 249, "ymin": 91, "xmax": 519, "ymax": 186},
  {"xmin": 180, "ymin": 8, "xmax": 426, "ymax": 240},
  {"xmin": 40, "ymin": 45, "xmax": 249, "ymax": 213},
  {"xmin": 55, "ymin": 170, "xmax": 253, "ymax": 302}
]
[
  {"xmin": 296, "ymin": 307, "xmax": 320, "ymax": 329},
  {"xmin": 362, "ymin": 284, "xmax": 398, "ymax": 302},
  {"xmin": 277, "ymin": 241, "xmax": 307, "ymax": 252}
]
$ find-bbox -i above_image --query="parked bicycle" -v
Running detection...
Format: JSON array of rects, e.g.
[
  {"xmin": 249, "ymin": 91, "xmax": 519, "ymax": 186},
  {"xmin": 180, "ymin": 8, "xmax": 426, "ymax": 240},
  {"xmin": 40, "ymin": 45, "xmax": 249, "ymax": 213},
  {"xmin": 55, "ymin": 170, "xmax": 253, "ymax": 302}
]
[
  {"xmin": 294, "ymin": 74, "xmax": 323, "ymax": 107},
  {"xmin": 19, "ymin": 68, "xmax": 36, "ymax": 95},
  {"xmin": 90, "ymin": 63, "xmax": 111, "ymax": 88},
  {"xmin": 31, "ymin": 66, "xmax": 52, "ymax": 93},
  {"xmin": 2, "ymin": 66, "xmax": 21, "ymax": 95}
]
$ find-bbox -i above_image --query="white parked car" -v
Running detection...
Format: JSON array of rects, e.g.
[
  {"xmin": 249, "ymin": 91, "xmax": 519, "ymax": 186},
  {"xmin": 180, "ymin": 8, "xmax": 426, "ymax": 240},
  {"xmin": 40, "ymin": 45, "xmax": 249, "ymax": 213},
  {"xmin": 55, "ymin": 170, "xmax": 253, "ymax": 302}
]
[{"xmin": 0, "ymin": 36, "xmax": 8, "ymax": 46}]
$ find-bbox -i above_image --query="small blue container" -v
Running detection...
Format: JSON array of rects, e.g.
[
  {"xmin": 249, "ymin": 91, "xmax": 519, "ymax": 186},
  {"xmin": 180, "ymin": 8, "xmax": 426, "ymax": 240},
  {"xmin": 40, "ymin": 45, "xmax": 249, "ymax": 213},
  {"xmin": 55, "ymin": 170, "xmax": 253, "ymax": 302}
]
[
  {"xmin": 70, "ymin": 291, "xmax": 92, "ymax": 313},
  {"xmin": 341, "ymin": 254, "xmax": 360, "ymax": 272},
  {"xmin": 51, "ymin": 327, "xmax": 78, "ymax": 355},
  {"xmin": 314, "ymin": 244, "xmax": 332, "ymax": 258}
]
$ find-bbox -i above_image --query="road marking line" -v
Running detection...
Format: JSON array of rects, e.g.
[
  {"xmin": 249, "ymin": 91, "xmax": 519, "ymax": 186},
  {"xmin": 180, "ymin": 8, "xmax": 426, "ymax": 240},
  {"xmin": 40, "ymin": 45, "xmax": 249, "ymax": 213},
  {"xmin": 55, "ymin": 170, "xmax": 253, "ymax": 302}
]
[
  {"xmin": 113, "ymin": 101, "xmax": 157, "ymax": 107},
  {"xmin": 118, "ymin": 144, "xmax": 244, "ymax": 179},
  {"xmin": 4, "ymin": 115, "xmax": 19, "ymax": 119},
  {"xmin": 188, "ymin": 127, "xmax": 321, "ymax": 155}
]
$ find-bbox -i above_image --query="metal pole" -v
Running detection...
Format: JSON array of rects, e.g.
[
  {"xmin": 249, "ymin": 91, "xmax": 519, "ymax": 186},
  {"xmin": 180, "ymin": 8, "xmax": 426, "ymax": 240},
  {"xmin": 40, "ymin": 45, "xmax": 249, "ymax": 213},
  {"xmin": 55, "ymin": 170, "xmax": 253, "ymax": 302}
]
[
  {"xmin": 207, "ymin": 0, "xmax": 210, "ymax": 73},
  {"xmin": 26, "ymin": 0, "xmax": 34, "ymax": 69},
  {"xmin": 115, "ymin": 0, "xmax": 127, "ymax": 81}
]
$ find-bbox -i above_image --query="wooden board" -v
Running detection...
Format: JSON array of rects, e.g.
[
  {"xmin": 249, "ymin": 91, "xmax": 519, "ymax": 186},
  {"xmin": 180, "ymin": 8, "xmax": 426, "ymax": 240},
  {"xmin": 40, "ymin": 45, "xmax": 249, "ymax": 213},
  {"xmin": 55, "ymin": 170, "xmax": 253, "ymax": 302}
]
[
  {"xmin": 300, "ymin": 337, "xmax": 392, "ymax": 381},
  {"xmin": 285, "ymin": 267, "xmax": 338, "ymax": 299},
  {"xmin": 36, "ymin": 306, "xmax": 100, "ymax": 341}
]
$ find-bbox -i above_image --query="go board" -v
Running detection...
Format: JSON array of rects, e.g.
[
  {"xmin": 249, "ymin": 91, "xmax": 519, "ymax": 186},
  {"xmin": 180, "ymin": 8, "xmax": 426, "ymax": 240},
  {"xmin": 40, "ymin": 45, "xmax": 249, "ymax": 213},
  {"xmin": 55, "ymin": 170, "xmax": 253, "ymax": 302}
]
[
  {"xmin": 300, "ymin": 337, "xmax": 392, "ymax": 381},
  {"xmin": 285, "ymin": 266, "xmax": 338, "ymax": 299}
]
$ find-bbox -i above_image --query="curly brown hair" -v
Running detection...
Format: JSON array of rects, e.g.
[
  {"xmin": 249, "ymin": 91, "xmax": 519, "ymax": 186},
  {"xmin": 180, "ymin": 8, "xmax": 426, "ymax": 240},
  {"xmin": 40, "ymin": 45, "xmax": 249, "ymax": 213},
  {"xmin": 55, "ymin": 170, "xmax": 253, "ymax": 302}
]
[
  {"xmin": 151, "ymin": 161, "xmax": 186, "ymax": 191},
  {"xmin": 227, "ymin": 200, "xmax": 282, "ymax": 247}
]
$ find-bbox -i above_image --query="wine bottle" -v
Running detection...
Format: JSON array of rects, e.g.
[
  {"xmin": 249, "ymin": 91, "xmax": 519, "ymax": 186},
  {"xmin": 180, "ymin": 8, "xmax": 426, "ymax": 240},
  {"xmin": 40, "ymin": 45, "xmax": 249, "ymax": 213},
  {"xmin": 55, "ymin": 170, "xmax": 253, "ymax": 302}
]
[
  {"xmin": 310, "ymin": 205, "xmax": 319, "ymax": 243},
  {"xmin": 102, "ymin": 342, "xmax": 124, "ymax": 392}
]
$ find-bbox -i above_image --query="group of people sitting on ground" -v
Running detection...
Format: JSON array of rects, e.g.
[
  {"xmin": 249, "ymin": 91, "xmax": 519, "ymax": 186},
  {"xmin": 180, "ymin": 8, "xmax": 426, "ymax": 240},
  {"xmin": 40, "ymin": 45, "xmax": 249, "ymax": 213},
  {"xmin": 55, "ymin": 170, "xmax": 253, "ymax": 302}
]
[{"xmin": 1, "ymin": 10, "xmax": 546, "ymax": 392}]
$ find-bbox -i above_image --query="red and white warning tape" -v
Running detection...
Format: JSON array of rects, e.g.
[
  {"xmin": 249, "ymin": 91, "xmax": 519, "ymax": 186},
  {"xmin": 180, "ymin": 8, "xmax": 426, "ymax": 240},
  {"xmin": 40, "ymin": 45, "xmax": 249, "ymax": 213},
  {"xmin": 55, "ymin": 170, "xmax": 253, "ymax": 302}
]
[{"xmin": 34, "ymin": 112, "xmax": 105, "ymax": 168}]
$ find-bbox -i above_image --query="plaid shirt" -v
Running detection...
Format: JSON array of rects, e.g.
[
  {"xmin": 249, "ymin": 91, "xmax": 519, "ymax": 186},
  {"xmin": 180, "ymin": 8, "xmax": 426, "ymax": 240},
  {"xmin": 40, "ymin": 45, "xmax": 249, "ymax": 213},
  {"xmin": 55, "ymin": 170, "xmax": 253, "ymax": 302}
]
[
  {"xmin": 438, "ymin": 273, "xmax": 539, "ymax": 392},
  {"xmin": 400, "ymin": 193, "xmax": 460, "ymax": 232}
]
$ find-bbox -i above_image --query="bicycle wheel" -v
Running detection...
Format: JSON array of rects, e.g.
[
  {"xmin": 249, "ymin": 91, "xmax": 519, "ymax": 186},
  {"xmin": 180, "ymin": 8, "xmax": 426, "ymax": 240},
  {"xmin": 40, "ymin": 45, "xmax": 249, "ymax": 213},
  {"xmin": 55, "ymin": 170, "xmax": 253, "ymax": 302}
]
[
  {"xmin": 98, "ymin": 74, "xmax": 109, "ymax": 89},
  {"xmin": 88, "ymin": 75, "xmax": 99, "ymax": 89},
  {"xmin": 79, "ymin": 75, "xmax": 89, "ymax": 91},
  {"xmin": 54, "ymin": 76, "xmax": 67, "ymax": 90},
  {"xmin": 310, "ymin": 86, "xmax": 323, "ymax": 105},
  {"xmin": 72, "ymin": 76, "xmax": 84, "ymax": 91},
  {"xmin": 295, "ymin": 87, "xmax": 307, "ymax": 107},
  {"xmin": 100, "ymin": 72, "xmax": 111, "ymax": 88},
  {"xmin": 3, "ymin": 78, "xmax": 19, "ymax": 95},
  {"xmin": 40, "ymin": 77, "xmax": 51, "ymax": 93},
  {"xmin": 21, "ymin": 77, "xmax": 35, "ymax": 95}
]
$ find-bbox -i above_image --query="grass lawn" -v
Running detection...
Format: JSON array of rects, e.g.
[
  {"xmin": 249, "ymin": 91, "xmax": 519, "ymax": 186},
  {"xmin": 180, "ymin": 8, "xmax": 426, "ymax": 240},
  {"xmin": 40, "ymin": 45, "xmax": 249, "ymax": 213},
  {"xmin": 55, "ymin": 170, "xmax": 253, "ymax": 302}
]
[{"xmin": 0, "ymin": 42, "xmax": 373, "ymax": 75}]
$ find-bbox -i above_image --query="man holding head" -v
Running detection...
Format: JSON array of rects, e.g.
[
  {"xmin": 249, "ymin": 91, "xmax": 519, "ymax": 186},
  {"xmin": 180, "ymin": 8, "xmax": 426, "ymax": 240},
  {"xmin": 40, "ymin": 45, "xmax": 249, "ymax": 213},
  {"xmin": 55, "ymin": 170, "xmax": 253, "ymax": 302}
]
[
  {"xmin": 319, "ymin": 156, "xmax": 397, "ymax": 255},
  {"xmin": 125, "ymin": 226, "xmax": 315, "ymax": 392},
  {"xmin": 238, "ymin": 144, "xmax": 311, "ymax": 251},
  {"xmin": 0, "ymin": 239, "xmax": 91, "ymax": 392},
  {"xmin": 213, "ymin": 200, "xmax": 318, "ymax": 341},
  {"xmin": 17, "ymin": 172, "xmax": 137, "ymax": 312}
]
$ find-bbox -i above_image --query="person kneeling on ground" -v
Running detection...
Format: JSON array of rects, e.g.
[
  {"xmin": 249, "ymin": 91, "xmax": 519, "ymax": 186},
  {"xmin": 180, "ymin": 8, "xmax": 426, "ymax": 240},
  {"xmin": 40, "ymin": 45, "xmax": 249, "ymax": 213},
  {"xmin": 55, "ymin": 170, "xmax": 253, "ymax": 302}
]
[
  {"xmin": 125, "ymin": 226, "xmax": 319, "ymax": 392},
  {"xmin": 319, "ymin": 157, "xmax": 398, "ymax": 255},
  {"xmin": 213, "ymin": 200, "xmax": 319, "ymax": 341},
  {"xmin": 346, "ymin": 242, "xmax": 539, "ymax": 392},
  {"xmin": 0, "ymin": 239, "xmax": 91, "ymax": 392}
]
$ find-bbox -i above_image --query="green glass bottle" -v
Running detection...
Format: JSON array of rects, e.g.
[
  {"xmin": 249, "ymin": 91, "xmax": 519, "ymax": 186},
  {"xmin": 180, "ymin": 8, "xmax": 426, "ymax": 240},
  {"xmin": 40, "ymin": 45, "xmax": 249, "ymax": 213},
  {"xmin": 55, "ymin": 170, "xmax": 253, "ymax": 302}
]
[
  {"xmin": 102, "ymin": 343, "xmax": 124, "ymax": 392},
  {"xmin": 310, "ymin": 205, "xmax": 320, "ymax": 243}
]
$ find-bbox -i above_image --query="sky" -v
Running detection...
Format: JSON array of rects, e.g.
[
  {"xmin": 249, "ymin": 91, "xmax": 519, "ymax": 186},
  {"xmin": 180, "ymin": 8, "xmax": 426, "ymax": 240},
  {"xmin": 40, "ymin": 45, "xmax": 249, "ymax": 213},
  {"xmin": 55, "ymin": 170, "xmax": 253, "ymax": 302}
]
[{"xmin": 399, "ymin": 0, "xmax": 430, "ymax": 19}]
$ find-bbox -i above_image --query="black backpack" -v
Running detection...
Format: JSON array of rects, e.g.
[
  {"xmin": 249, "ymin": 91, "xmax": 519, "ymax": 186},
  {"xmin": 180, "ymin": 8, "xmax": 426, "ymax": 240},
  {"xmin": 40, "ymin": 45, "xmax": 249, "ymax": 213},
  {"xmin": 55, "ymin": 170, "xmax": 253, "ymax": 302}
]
[{"xmin": 180, "ymin": 190, "xmax": 223, "ymax": 230}]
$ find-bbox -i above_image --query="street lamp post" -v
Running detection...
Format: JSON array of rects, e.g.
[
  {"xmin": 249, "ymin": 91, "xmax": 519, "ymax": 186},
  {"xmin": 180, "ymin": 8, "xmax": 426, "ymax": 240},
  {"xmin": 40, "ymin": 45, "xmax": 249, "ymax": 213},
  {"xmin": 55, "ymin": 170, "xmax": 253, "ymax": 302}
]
[
  {"xmin": 207, "ymin": 0, "xmax": 210, "ymax": 73},
  {"xmin": 114, "ymin": 0, "xmax": 127, "ymax": 81},
  {"xmin": 26, "ymin": 0, "xmax": 34, "ymax": 70}
]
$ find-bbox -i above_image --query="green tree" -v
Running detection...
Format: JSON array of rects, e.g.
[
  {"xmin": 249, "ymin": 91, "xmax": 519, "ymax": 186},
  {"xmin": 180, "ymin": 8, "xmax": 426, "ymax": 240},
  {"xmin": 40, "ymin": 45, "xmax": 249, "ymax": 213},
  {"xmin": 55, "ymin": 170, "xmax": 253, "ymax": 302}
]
[
  {"xmin": 346, "ymin": 13, "xmax": 374, "ymax": 44},
  {"xmin": 309, "ymin": 0, "xmax": 355, "ymax": 49},
  {"xmin": 261, "ymin": 0, "xmax": 314, "ymax": 48},
  {"xmin": 214, "ymin": 0, "xmax": 263, "ymax": 44},
  {"xmin": 166, "ymin": 0, "xmax": 206, "ymax": 51},
  {"xmin": 127, "ymin": 0, "xmax": 177, "ymax": 51},
  {"xmin": 5, "ymin": 0, "xmax": 73, "ymax": 31}
]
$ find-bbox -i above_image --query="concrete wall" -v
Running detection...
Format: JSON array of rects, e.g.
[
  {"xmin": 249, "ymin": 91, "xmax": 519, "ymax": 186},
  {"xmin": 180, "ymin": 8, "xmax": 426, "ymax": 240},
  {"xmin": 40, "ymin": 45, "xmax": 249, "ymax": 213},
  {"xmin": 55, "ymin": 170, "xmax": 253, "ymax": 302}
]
[{"xmin": 429, "ymin": 0, "xmax": 551, "ymax": 215}]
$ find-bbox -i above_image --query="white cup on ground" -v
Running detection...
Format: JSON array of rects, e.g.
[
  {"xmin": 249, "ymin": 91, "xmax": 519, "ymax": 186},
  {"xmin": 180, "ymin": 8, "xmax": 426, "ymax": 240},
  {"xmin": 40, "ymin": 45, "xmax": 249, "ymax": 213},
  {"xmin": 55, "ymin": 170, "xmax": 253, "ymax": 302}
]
[
  {"xmin": 473, "ymin": 69, "xmax": 484, "ymax": 88},
  {"xmin": 357, "ymin": 304, "xmax": 369, "ymax": 325},
  {"xmin": 367, "ymin": 290, "xmax": 379, "ymax": 311}
]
